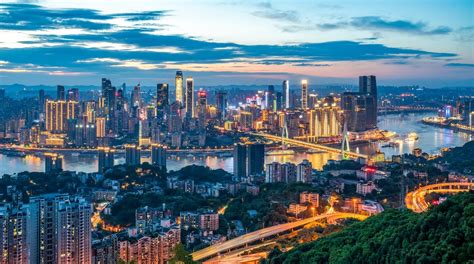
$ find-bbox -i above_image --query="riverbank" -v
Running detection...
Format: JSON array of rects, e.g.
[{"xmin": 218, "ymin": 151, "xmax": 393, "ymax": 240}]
[{"xmin": 421, "ymin": 117, "xmax": 474, "ymax": 135}]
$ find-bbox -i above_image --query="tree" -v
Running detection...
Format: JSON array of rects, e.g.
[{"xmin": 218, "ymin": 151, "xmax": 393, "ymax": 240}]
[{"xmin": 168, "ymin": 244, "xmax": 197, "ymax": 264}]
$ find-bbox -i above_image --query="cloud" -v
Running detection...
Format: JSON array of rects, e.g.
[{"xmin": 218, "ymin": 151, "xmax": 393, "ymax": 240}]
[
  {"xmin": 445, "ymin": 63, "xmax": 474, "ymax": 67},
  {"xmin": 252, "ymin": 2, "xmax": 301, "ymax": 23},
  {"xmin": 318, "ymin": 16, "xmax": 451, "ymax": 35},
  {"xmin": 293, "ymin": 63, "xmax": 331, "ymax": 67}
]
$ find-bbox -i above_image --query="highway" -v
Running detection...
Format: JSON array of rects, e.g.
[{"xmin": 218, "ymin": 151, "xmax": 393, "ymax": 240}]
[
  {"xmin": 250, "ymin": 132, "xmax": 368, "ymax": 159},
  {"xmin": 405, "ymin": 182, "xmax": 474, "ymax": 213},
  {"xmin": 192, "ymin": 212, "xmax": 367, "ymax": 261}
]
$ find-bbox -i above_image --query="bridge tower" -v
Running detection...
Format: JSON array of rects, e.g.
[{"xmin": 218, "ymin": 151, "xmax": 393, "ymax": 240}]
[
  {"xmin": 341, "ymin": 118, "xmax": 350, "ymax": 160},
  {"xmin": 282, "ymin": 115, "xmax": 289, "ymax": 149}
]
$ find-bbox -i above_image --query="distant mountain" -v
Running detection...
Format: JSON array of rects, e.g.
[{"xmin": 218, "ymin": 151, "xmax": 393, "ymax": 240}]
[{"xmin": 266, "ymin": 192, "xmax": 474, "ymax": 264}]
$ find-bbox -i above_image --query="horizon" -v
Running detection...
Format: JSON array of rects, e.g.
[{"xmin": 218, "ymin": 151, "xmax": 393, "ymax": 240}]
[{"xmin": 0, "ymin": 1, "xmax": 473, "ymax": 87}]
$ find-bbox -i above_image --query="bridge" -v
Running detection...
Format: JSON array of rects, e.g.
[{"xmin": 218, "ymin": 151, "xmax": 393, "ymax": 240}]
[
  {"xmin": 405, "ymin": 182, "xmax": 474, "ymax": 213},
  {"xmin": 192, "ymin": 212, "xmax": 367, "ymax": 262},
  {"xmin": 250, "ymin": 132, "xmax": 368, "ymax": 160}
]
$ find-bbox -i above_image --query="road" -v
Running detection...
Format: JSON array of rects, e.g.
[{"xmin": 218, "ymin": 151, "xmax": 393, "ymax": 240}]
[
  {"xmin": 192, "ymin": 212, "xmax": 367, "ymax": 261},
  {"xmin": 405, "ymin": 182, "xmax": 474, "ymax": 213},
  {"xmin": 250, "ymin": 132, "xmax": 368, "ymax": 159}
]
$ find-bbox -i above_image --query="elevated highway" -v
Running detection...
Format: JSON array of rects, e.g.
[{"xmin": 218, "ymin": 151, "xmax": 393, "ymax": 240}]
[
  {"xmin": 192, "ymin": 212, "xmax": 367, "ymax": 261},
  {"xmin": 250, "ymin": 132, "xmax": 368, "ymax": 160},
  {"xmin": 405, "ymin": 182, "xmax": 474, "ymax": 213}
]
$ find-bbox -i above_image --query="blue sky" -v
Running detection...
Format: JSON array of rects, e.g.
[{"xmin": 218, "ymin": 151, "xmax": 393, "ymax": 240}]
[{"xmin": 0, "ymin": 0, "xmax": 473, "ymax": 87}]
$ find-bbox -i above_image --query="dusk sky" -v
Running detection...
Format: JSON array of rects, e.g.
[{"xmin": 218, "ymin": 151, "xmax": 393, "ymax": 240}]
[{"xmin": 0, "ymin": 0, "xmax": 473, "ymax": 87}]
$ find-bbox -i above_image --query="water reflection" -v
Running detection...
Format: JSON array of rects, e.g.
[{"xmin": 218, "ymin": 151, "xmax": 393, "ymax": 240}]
[{"xmin": 0, "ymin": 113, "xmax": 471, "ymax": 175}]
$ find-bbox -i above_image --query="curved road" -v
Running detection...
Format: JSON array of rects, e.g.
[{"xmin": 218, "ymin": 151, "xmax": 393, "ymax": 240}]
[
  {"xmin": 405, "ymin": 182, "xmax": 474, "ymax": 213},
  {"xmin": 192, "ymin": 212, "xmax": 366, "ymax": 261}
]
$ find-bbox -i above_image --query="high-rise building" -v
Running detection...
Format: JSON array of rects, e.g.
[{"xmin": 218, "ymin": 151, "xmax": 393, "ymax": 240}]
[
  {"xmin": 301, "ymin": 80, "xmax": 308, "ymax": 109},
  {"xmin": 44, "ymin": 152, "xmax": 63, "ymax": 173},
  {"xmin": 215, "ymin": 91, "xmax": 227, "ymax": 120},
  {"xmin": 197, "ymin": 89, "xmax": 207, "ymax": 127},
  {"xmin": 156, "ymin": 83, "xmax": 169, "ymax": 110},
  {"xmin": 308, "ymin": 101, "xmax": 341, "ymax": 140},
  {"xmin": 131, "ymin": 84, "xmax": 141, "ymax": 107},
  {"xmin": 0, "ymin": 204, "xmax": 29, "ymax": 264},
  {"xmin": 96, "ymin": 117, "xmax": 106, "ymax": 138},
  {"xmin": 265, "ymin": 85, "xmax": 275, "ymax": 110},
  {"xmin": 246, "ymin": 143, "xmax": 265, "ymax": 176},
  {"xmin": 342, "ymin": 92, "xmax": 369, "ymax": 132},
  {"xmin": 57, "ymin": 85, "xmax": 65, "ymax": 100},
  {"xmin": 296, "ymin": 159, "xmax": 313, "ymax": 183},
  {"xmin": 185, "ymin": 77, "xmax": 194, "ymax": 118},
  {"xmin": 98, "ymin": 147, "xmax": 114, "ymax": 173},
  {"xmin": 45, "ymin": 100, "xmax": 78, "ymax": 132},
  {"xmin": 151, "ymin": 144, "xmax": 167, "ymax": 170},
  {"xmin": 275, "ymin": 92, "xmax": 282, "ymax": 111},
  {"xmin": 175, "ymin": 71, "xmax": 183, "ymax": 104},
  {"xmin": 67, "ymin": 88, "xmax": 79, "ymax": 101},
  {"xmin": 233, "ymin": 144, "xmax": 247, "ymax": 179},
  {"xmin": 359, "ymin": 75, "xmax": 377, "ymax": 130},
  {"xmin": 101, "ymin": 78, "xmax": 116, "ymax": 133},
  {"xmin": 38, "ymin": 89, "xmax": 45, "ymax": 113},
  {"xmin": 282, "ymin": 80, "xmax": 290, "ymax": 109},
  {"xmin": 125, "ymin": 144, "xmax": 141, "ymax": 166},
  {"xmin": 28, "ymin": 194, "xmax": 92, "ymax": 264}
]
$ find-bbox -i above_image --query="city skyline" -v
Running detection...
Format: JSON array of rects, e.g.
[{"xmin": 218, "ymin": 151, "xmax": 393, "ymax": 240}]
[{"xmin": 0, "ymin": 1, "xmax": 473, "ymax": 87}]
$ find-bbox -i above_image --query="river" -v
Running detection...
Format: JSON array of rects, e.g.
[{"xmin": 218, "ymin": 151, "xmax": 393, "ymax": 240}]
[{"xmin": 0, "ymin": 113, "xmax": 471, "ymax": 175}]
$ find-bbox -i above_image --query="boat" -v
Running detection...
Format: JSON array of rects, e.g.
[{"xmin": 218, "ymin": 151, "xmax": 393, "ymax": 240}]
[{"xmin": 405, "ymin": 132, "xmax": 419, "ymax": 142}]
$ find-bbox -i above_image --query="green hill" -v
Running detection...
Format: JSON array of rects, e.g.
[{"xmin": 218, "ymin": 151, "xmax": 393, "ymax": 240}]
[{"xmin": 267, "ymin": 192, "xmax": 474, "ymax": 264}]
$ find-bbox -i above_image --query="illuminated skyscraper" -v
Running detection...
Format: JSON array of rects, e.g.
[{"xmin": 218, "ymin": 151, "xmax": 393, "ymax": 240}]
[
  {"xmin": 185, "ymin": 77, "xmax": 194, "ymax": 118},
  {"xmin": 175, "ymin": 71, "xmax": 183, "ymax": 104},
  {"xmin": 156, "ymin": 83, "xmax": 169, "ymax": 110},
  {"xmin": 282, "ymin": 80, "xmax": 290, "ymax": 109},
  {"xmin": 265, "ymin": 85, "xmax": 275, "ymax": 110},
  {"xmin": 45, "ymin": 100, "xmax": 78, "ymax": 132},
  {"xmin": 0, "ymin": 205, "xmax": 28, "ymax": 264},
  {"xmin": 131, "ymin": 84, "xmax": 141, "ymax": 107},
  {"xmin": 197, "ymin": 89, "xmax": 207, "ymax": 127},
  {"xmin": 359, "ymin": 75, "xmax": 377, "ymax": 130},
  {"xmin": 301, "ymin": 80, "xmax": 308, "ymax": 109}
]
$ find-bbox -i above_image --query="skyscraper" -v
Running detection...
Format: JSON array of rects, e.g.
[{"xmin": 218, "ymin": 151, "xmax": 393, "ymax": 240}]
[
  {"xmin": 0, "ymin": 204, "xmax": 28, "ymax": 264},
  {"xmin": 282, "ymin": 80, "xmax": 290, "ymax": 109},
  {"xmin": 98, "ymin": 147, "xmax": 114, "ymax": 173},
  {"xmin": 185, "ymin": 77, "xmax": 194, "ymax": 118},
  {"xmin": 233, "ymin": 144, "xmax": 247, "ymax": 179},
  {"xmin": 215, "ymin": 91, "xmax": 227, "ymax": 120},
  {"xmin": 44, "ymin": 152, "xmax": 63, "ymax": 173},
  {"xmin": 28, "ymin": 194, "xmax": 92, "ymax": 264},
  {"xmin": 131, "ymin": 84, "xmax": 141, "ymax": 107},
  {"xmin": 265, "ymin": 85, "xmax": 275, "ymax": 110},
  {"xmin": 67, "ymin": 88, "xmax": 79, "ymax": 101},
  {"xmin": 197, "ymin": 89, "xmax": 207, "ymax": 127},
  {"xmin": 45, "ymin": 100, "xmax": 78, "ymax": 132},
  {"xmin": 301, "ymin": 80, "xmax": 308, "ymax": 109},
  {"xmin": 156, "ymin": 83, "xmax": 169, "ymax": 110},
  {"xmin": 151, "ymin": 144, "xmax": 167, "ymax": 170},
  {"xmin": 175, "ymin": 71, "xmax": 183, "ymax": 104},
  {"xmin": 359, "ymin": 75, "xmax": 377, "ymax": 130},
  {"xmin": 57, "ymin": 85, "xmax": 65, "ymax": 100},
  {"xmin": 125, "ymin": 144, "xmax": 141, "ymax": 166},
  {"xmin": 246, "ymin": 143, "xmax": 265, "ymax": 176}
]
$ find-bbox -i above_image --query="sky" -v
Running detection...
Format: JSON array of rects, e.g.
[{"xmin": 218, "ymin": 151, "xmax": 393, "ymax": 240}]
[{"xmin": 0, "ymin": 0, "xmax": 473, "ymax": 87}]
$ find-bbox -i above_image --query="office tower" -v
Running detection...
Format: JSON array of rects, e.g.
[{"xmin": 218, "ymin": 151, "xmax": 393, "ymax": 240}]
[
  {"xmin": 151, "ymin": 144, "xmax": 167, "ymax": 170},
  {"xmin": 301, "ymin": 80, "xmax": 308, "ymax": 109},
  {"xmin": 98, "ymin": 146, "xmax": 114, "ymax": 173},
  {"xmin": 297, "ymin": 159, "xmax": 312, "ymax": 183},
  {"xmin": 131, "ymin": 84, "xmax": 141, "ymax": 107},
  {"xmin": 38, "ymin": 89, "xmax": 45, "ymax": 113},
  {"xmin": 156, "ymin": 83, "xmax": 169, "ymax": 110},
  {"xmin": 359, "ymin": 75, "xmax": 377, "ymax": 130},
  {"xmin": 67, "ymin": 88, "xmax": 79, "ymax": 101},
  {"xmin": 125, "ymin": 144, "xmax": 141, "ymax": 166},
  {"xmin": 265, "ymin": 85, "xmax": 275, "ymax": 110},
  {"xmin": 102, "ymin": 78, "xmax": 117, "ymax": 134},
  {"xmin": 45, "ymin": 100, "xmax": 78, "ymax": 132},
  {"xmin": 341, "ymin": 93, "xmax": 368, "ymax": 132},
  {"xmin": 282, "ymin": 80, "xmax": 290, "ymax": 109},
  {"xmin": 185, "ymin": 77, "xmax": 194, "ymax": 118},
  {"xmin": 246, "ymin": 143, "xmax": 265, "ymax": 176},
  {"xmin": 57, "ymin": 85, "xmax": 65, "ymax": 100},
  {"xmin": 96, "ymin": 117, "xmax": 106, "ymax": 138},
  {"xmin": 28, "ymin": 194, "xmax": 92, "ymax": 264},
  {"xmin": 197, "ymin": 89, "xmax": 207, "ymax": 127},
  {"xmin": 0, "ymin": 204, "xmax": 29, "ymax": 264},
  {"xmin": 44, "ymin": 152, "xmax": 63, "ymax": 173},
  {"xmin": 215, "ymin": 91, "xmax": 227, "ymax": 120},
  {"xmin": 276, "ymin": 92, "xmax": 282, "ymax": 111},
  {"xmin": 168, "ymin": 102, "xmax": 182, "ymax": 133},
  {"xmin": 175, "ymin": 71, "xmax": 184, "ymax": 104},
  {"xmin": 233, "ymin": 144, "xmax": 247, "ymax": 179},
  {"xmin": 73, "ymin": 116, "xmax": 97, "ymax": 147}
]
